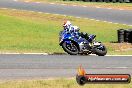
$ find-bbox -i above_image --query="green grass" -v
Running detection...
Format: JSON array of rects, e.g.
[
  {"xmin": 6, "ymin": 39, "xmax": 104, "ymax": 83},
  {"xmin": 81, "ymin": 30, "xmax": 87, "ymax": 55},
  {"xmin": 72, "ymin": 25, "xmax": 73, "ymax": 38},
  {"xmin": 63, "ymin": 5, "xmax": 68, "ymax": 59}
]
[
  {"xmin": 0, "ymin": 9, "xmax": 131, "ymax": 54},
  {"xmin": 0, "ymin": 78, "xmax": 132, "ymax": 88}
]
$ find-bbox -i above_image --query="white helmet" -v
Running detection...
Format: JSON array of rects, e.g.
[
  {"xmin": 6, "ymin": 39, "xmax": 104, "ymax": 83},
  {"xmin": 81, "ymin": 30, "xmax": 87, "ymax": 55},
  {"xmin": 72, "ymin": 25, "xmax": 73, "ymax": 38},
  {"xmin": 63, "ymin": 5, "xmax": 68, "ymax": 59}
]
[{"xmin": 63, "ymin": 20, "xmax": 71, "ymax": 29}]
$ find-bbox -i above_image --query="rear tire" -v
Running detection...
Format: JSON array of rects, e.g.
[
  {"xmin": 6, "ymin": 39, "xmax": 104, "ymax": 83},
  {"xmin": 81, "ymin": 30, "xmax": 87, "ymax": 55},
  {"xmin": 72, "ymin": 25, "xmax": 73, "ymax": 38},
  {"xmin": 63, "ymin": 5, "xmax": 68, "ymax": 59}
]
[{"xmin": 62, "ymin": 41, "xmax": 79, "ymax": 55}]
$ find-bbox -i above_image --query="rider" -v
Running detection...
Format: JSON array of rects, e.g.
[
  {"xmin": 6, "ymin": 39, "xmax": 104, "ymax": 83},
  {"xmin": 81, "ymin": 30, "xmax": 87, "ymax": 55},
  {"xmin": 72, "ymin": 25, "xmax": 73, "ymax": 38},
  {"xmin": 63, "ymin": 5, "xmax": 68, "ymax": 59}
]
[{"xmin": 63, "ymin": 20, "xmax": 89, "ymax": 40}]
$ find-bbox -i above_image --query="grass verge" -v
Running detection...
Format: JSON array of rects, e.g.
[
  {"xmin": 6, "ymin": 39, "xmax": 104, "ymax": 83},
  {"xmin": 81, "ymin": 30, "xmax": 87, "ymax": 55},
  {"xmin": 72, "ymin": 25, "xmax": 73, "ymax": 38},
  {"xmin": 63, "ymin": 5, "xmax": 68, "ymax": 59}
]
[
  {"xmin": 23, "ymin": 0, "xmax": 132, "ymax": 10},
  {"xmin": 0, "ymin": 8, "xmax": 131, "ymax": 54},
  {"xmin": 0, "ymin": 78, "xmax": 132, "ymax": 88}
]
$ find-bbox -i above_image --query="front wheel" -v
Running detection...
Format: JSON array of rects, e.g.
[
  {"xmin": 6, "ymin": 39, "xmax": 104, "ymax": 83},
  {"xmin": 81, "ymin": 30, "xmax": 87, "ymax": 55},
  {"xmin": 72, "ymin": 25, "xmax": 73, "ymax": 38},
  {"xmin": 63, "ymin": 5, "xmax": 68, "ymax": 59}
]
[
  {"xmin": 62, "ymin": 41, "xmax": 79, "ymax": 55},
  {"xmin": 93, "ymin": 44, "xmax": 107, "ymax": 56}
]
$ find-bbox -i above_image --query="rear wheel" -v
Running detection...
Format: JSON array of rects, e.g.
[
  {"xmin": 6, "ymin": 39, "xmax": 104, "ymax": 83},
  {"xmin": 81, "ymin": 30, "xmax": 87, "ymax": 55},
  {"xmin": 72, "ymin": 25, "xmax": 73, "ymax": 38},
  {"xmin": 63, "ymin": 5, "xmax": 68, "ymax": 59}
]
[{"xmin": 62, "ymin": 41, "xmax": 79, "ymax": 55}]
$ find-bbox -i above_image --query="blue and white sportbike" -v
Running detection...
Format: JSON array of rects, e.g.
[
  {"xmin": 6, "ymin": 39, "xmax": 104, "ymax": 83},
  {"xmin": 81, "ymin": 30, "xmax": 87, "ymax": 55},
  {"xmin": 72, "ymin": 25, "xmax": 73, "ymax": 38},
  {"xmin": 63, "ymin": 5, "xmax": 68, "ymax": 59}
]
[{"xmin": 59, "ymin": 30, "xmax": 107, "ymax": 56}]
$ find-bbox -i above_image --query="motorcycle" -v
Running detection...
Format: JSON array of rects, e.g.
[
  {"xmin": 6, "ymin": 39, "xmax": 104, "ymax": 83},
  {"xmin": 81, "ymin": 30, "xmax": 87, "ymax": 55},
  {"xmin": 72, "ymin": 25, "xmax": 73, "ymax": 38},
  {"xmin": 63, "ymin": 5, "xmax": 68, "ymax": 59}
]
[{"xmin": 59, "ymin": 30, "xmax": 107, "ymax": 56}]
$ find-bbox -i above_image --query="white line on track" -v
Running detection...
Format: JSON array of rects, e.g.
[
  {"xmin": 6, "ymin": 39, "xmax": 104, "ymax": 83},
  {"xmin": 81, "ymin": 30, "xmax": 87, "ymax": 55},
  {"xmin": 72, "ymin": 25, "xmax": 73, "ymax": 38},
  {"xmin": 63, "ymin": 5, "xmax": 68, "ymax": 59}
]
[
  {"xmin": 50, "ymin": 3, "xmax": 55, "ymax": 5},
  {"xmin": 1, "ymin": 8, "xmax": 8, "ymax": 9},
  {"xmin": 116, "ymin": 67, "xmax": 129, "ymax": 68},
  {"xmin": 38, "ymin": 12, "xmax": 43, "ymax": 14},
  {"xmin": 0, "ymin": 53, "xmax": 20, "ymax": 54},
  {"xmin": 119, "ymin": 9, "xmax": 124, "ymax": 11},
  {"xmin": 105, "ymin": 67, "xmax": 129, "ymax": 69},
  {"xmin": 84, "ymin": 18, "xmax": 88, "ymax": 20},
  {"xmin": 106, "ymin": 55, "xmax": 132, "ymax": 56},
  {"xmin": 30, "ymin": 11, "xmax": 35, "ymax": 13},
  {"xmin": 61, "ymin": 4, "xmax": 66, "ymax": 6},
  {"xmin": 0, "ymin": 53, "xmax": 49, "ymax": 55},
  {"xmin": 13, "ymin": 0, "xmax": 18, "ymax": 2},
  {"xmin": 18, "ymin": 0, "xmax": 131, "ymax": 12},
  {"xmin": 11, "ymin": 9, "xmax": 17, "ymax": 11},
  {"xmin": 96, "ymin": 6, "xmax": 101, "ymax": 8},
  {"xmin": 54, "ymin": 14, "xmax": 60, "ymax": 15},
  {"xmin": 90, "ymin": 19, "xmax": 95, "ymax": 20},
  {"xmin": 0, "ymin": 52, "xmax": 132, "ymax": 56},
  {"xmin": 108, "ymin": 22, "xmax": 113, "ymax": 24},
  {"xmin": 107, "ymin": 8, "xmax": 112, "ymax": 10},
  {"xmin": 45, "ymin": 13, "xmax": 50, "ymax": 14},
  {"xmin": 103, "ymin": 21, "xmax": 107, "ymax": 23},
  {"xmin": 4, "ymin": 8, "xmax": 131, "ymax": 27},
  {"xmin": 35, "ymin": 2, "xmax": 41, "ymax": 4},
  {"xmin": 95, "ymin": 20, "xmax": 100, "ymax": 21},
  {"xmin": 24, "ymin": 1, "xmax": 30, "ymax": 3},
  {"xmin": 63, "ymin": 15, "xmax": 67, "ymax": 17},
  {"xmin": 114, "ymin": 23, "xmax": 119, "ymax": 24},
  {"xmin": 82, "ymin": 6, "xmax": 87, "ymax": 8},
  {"xmin": 23, "ymin": 53, "xmax": 48, "ymax": 55},
  {"xmin": 122, "ymin": 24, "xmax": 128, "ymax": 26},
  {"xmin": 76, "ymin": 17, "xmax": 81, "ymax": 19},
  {"xmin": 72, "ymin": 5, "xmax": 77, "ymax": 7}
]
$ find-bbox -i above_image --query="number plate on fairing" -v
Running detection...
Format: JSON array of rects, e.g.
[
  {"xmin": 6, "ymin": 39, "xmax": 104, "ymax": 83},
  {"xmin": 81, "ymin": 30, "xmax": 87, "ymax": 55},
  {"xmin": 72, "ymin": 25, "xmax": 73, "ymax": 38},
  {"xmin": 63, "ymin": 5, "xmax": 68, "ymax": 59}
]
[{"xmin": 93, "ymin": 42, "xmax": 101, "ymax": 46}]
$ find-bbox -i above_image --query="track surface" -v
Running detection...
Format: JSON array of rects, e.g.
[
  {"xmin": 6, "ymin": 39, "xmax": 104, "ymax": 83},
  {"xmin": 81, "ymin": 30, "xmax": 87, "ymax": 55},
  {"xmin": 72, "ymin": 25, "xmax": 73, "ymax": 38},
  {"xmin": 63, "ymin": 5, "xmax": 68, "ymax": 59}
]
[
  {"xmin": 0, "ymin": 54, "xmax": 132, "ymax": 79},
  {"xmin": 0, "ymin": 0, "xmax": 132, "ymax": 25},
  {"xmin": 0, "ymin": 0, "xmax": 132, "ymax": 79}
]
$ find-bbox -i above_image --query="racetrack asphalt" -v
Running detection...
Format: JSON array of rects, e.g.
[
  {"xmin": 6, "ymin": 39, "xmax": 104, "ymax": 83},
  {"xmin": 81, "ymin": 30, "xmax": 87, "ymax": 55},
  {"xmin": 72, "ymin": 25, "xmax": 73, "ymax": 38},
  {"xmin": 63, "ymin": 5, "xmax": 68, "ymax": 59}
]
[
  {"xmin": 0, "ymin": 0, "xmax": 132, "ymax": 25},
  {"xmin": 0, "ymin": 54, "xmax": 132, "ymax": 79},
  {"xmin": 0, "ymin": 0, "xmax": 132, "ymax": 79}
]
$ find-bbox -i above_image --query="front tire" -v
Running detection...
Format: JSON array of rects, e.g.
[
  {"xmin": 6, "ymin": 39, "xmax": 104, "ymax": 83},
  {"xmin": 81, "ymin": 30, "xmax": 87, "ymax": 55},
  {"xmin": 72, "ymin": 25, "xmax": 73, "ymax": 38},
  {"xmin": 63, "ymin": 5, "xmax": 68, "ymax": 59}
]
[
  {"xmin": 93, "ymin": 44, "xmax": 107, "ymax": 56},
  {"xmin": 62, "ymin": 41, "xmax": 79, "ymax": 55}
]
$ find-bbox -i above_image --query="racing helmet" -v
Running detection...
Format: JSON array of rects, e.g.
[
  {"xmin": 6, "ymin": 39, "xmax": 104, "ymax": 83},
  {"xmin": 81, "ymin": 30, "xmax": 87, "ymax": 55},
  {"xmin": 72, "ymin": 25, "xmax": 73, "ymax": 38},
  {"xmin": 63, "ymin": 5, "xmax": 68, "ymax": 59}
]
[{"xmin": 63, "ymin": 20, "xmax": 71, "ymax": 29}]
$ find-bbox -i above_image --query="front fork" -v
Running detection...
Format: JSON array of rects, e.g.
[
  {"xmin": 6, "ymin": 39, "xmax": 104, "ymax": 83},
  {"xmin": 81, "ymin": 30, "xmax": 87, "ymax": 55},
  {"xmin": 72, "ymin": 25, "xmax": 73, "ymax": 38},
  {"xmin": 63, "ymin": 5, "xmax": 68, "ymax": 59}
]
[{"xmin": 89, "ymin": 40, "xmax": 102, "ymax": 50}]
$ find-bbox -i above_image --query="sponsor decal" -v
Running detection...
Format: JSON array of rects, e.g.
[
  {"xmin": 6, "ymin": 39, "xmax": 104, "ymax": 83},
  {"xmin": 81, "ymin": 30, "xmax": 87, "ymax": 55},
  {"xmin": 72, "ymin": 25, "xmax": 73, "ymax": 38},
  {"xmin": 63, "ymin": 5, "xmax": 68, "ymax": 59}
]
[{"xmin": 76, "ymin": 66, "xmax": 131, "ymax": 85}]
